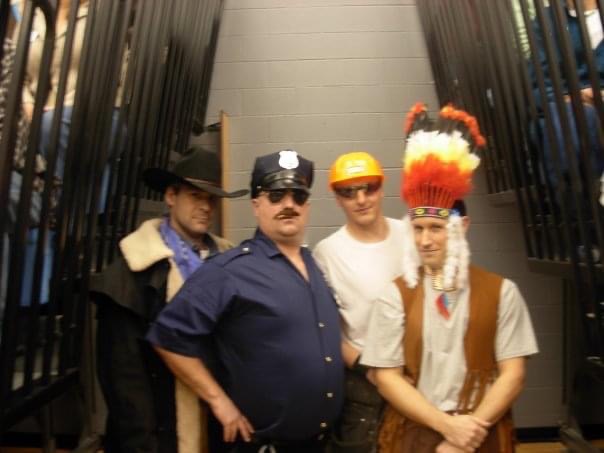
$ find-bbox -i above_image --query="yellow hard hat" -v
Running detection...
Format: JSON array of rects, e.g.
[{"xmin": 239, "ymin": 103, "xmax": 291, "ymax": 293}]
[{"xmin": 329, "ymin": 151, "xmax": 384, "ymax": 188}]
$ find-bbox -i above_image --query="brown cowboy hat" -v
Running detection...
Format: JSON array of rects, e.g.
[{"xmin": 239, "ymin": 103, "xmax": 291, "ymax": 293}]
[{"xmin": 143, "ymin": 147, "xmax": 248, "ymax": 198}]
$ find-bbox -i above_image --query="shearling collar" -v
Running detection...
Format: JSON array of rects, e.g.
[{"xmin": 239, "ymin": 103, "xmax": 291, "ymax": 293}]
[{"xmin": 119, "ymin": 218, "xmax": 173, "ymax": 272}]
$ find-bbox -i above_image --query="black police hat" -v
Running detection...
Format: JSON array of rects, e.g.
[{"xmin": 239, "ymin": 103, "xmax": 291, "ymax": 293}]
[
  {"xmin": 143, "ymin": 147, "xmax": 248, "ymax": 198},
  {"xmin": 250, "ymin": 150, "xmax": 314, "ymax": 198}
]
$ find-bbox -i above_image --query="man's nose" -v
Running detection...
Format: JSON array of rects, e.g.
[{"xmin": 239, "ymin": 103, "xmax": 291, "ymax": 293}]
[
  {"xmin": 282, "ymin": 192, "xmax": 296, "ymax": 207},
  {"xmin": 419, "ymin": 230, "xmax": 432, "ymax": 247},
  {"xmin": 355, "ymin": 189, "xmax": 367, "ymax": 204},
  {"xmin": 198, "ymin": 198, "xmax": 211, "ymax": 211}
]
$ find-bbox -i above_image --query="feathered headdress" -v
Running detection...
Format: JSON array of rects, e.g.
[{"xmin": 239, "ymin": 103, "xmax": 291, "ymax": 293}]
[
  {"xmin": 400, "ymin": 102, "xmax": 486, "ymax": 290},
  {"xmin": 402, "ymin": 102, "xmax": 485, "ymax": 219}
]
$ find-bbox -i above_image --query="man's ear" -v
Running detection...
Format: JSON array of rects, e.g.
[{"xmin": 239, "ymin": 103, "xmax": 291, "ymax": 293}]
[
  {"xmin": 251, "ymin": 197, "xmax": 260, "ymax": 219},
  {"xmin": 164, "ymin": 186, "xmax": 176, "ymax": 208},
  {"xmin": 334, "ymin": 194, "xmax": 344, "ymax": 209}
]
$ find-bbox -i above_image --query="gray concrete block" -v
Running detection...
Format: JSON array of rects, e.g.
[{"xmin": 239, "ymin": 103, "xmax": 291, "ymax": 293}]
[
  {"xmin": 225, "ymin": 0, "xmax": 416, "ymax": 10},
  {"xmin": 268, "ymin": 114, "xmax": 383, "ymax": 142},
  {"xmin": 465, "ymin": 194, "xmax": 521, "ymax": 224},
  {"xmin": 525, "ymin": 358, "xmax": 563, "ymax": 388},
  {"xmin": 224, "ymin": 227, "xmax": 256, "ymax": 245},
  {"xmin": 534, "ymin": 333, "xmax": 563, "ymax": 361},
  {"xmin": 309, "ymin": 198, "xmax": 348, "ymax": 226},
  {"xmin": 382, "ymin": 58, "xmax": 434, "ymax": 84},
  {"xmin": 528, "ymin": 305, "xmax": 563, "ymax": 335},
  {"xmin": 270, "ymin": 6, "xmax": 421, "ymax": 34},
  {"xmin": 242, "ymin": 88, "xmax": 298, "ymax": 115},
  {"xmin": 229, "ymin": 116, "xmax": 271, "ymax": 144},
  {"xmin": 513, "ymin": 387, "xmax": 563, "ymax": 427},
  {"xmin": 211, "ymin": 62, "xmax": 269, "ymax": 89},
  {"xmin": 207, "ymin": 89, "xmax": 243, "ymax": 118}
]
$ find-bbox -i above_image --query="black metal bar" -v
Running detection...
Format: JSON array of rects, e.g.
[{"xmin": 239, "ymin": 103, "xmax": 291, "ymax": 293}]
[
  {"xmin": 115, "ymin": 1, "xmax": 158, "ymax": 237},
  {"xmin": 0, "ymin": 0, "xmax": 55, "ymax": 405},
  {"xmin": 514, "ymin": 0, "xmax": 561, "ymax": 260},
  {"xmin": 548, "ymin": 1, "xmax": 601, "ymax": 330},
  {"xmin": 151, "ymin": 5, "xmax": 185, "ymax": 200},
  {"xmin": 177, "ymin": 0, "xmax": 209, "ymax": 145},
  {"xmin": 157, "ymin": 0, "xmax": 200, "ymax": 168},
  {"xmin": 69, "ymin": 0, "xmax": 122, "ymax": 371},
  {"xmin": 51, "ymin": 0, "xmax": 98, "ymax": 377},
  {"xmin": 508, "ymin": 1, "xmax": 557, "ymax": 259},
  {"xmin": 0, "ymin": 370, "xmax": 78, "ymax": 432},
  {"xmin": 95, "ymin": 0, "xmax": 134, "ymax": 271},
  {"xmin": 135, "ymin": 0, "xmax": 172, "ymax": 185},
  {"xmin": 450, "ymin": 1, "xmax": 499, "ymax": 196},
  {"xmin": 24, "ymin": 0, "xmax": 85, "ymax": 394},
  {"xmin": 525, "ymin": 0, "xmax": 574, "ymax": 261},
  {"xmin": 127, "ymin": 0, "xmax": 172, "ymax": 233},
  {"xmin": 479, "ymin": 0, "xmax": 538, "ymax": 258},
  {"xmin": 174, "ymin": 0, "xmax": 206, "ymax": 151},
  {"xmin": 415, "ymin": 1, "xmax": 450, "ymax": 110},
  {"xmin": 0, "ymin": 0, "xmax": 10, "ymax": 64},
  {"xmin": 108, "ymin": 0, "xmax": 148, "ymax": 262},
  {"xmin": 191, "ymin": 0, "xmax": 222, "ymax": 136},
  {"xmin": 35, "ymin": 0, "xmax": 83, "ymax": 386}
]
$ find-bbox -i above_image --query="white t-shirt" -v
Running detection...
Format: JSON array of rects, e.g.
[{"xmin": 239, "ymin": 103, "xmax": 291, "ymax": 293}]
[
  {"xmin": 360, "ymin": 275, "xmax": 539, "ymax": 412},
  {"xmin": 313, "ymin": 217, "xmax": 406, "ymax": 350}
]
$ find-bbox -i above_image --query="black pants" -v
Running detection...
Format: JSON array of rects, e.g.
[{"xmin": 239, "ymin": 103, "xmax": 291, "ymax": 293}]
[
  {"xmin": 329, "ymin": 369, "xmax": 384, "ymax": 453},
  {"xmin": 226, "ymin": 439, "xmax": 327, "ymax": 453}
]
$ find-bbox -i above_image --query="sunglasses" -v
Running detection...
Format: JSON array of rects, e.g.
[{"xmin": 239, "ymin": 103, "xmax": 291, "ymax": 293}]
[
  {"xmin": 334, "ymin": 182, "xmax": 382, "ymax": 199},
  {"xmin": 263, "ymin": 189, "xmax": 310, "ymax": 206}
]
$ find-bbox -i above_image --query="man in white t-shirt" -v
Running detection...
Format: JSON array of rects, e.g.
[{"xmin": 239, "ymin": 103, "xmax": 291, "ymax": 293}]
[
  {"xmin": 361, "ymin": 103, "xmax": 538, "ymax": 453},
  {"xmin": 313, "ymin": 151, "xmax": 405, "ymax": 453}
]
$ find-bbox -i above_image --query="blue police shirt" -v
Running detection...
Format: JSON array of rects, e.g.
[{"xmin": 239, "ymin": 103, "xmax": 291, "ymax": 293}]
[{"xmin": 147, "ymin": 229, "xmax": 344, "ymax": 441}]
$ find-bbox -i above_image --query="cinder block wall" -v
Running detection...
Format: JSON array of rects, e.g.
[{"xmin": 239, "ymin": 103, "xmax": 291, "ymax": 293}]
[{"xmin": 203, "ymin": 0, "xmax": 563, "ymax": 428}]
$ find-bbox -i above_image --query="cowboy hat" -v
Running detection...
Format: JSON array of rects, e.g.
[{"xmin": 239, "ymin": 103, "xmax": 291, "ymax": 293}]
[{"xmin": 143, "ymin": 147, "xmax": 248, "ymax": 198}]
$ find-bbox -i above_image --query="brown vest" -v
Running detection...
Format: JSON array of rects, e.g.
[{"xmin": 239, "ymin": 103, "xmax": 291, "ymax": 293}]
[{"xmin": 378, "ymin": 265, "xmax": 515, "ymax": 453}]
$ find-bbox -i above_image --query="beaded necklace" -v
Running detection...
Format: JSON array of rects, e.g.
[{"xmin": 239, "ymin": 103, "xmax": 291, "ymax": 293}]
[{"xmin": 425, "ymin": 266, "xmax": 458, "ymax": 320}]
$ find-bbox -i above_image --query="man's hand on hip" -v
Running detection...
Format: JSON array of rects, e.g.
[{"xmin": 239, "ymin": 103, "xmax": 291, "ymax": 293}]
[{"xmin": 210, "ymin": 394, "xmax": 255, "ymax": 443}]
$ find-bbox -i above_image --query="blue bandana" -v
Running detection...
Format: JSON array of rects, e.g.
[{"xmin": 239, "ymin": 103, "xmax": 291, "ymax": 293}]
[{"xmin": 159, "ymin": 217, "xmax": 204, "ymax": 280}]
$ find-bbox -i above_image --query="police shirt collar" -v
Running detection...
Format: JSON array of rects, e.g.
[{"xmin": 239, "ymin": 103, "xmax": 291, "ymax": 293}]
[
  {"xmin": 253, "ymin": 229, "xmax": 311, "ymax": 259},
  {"xmin": 253, "ymin": 229, "xmax": 284, "ymax": 258}
]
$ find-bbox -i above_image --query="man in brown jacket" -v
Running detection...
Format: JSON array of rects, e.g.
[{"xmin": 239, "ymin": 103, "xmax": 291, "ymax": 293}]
[
  {"xmin": 360, "ymin": 104, "xmax": 538, "ymax": 453},
  {"xmin": 91, "ymin": 147, "xmax": 247, "ymax": 453}
]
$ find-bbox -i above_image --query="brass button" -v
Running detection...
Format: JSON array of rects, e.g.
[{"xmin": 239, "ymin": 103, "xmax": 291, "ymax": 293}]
[
  {"xmin": 318, "ymin": 322, "xmax": 325, "ymax": 328},
  {"xmin": 325, "ymin": 356, "xmax": 332, "ymax": 362},
  {"xmin": 320, "ymin": 422, "xmax": 327, "ymax": 428},
  {"xmin": 326, "ymin": 392, "xmax": 333, "ymax": 398}
]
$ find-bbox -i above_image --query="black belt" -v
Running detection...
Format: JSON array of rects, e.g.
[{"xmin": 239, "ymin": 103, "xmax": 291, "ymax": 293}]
[{"xmin": 230, "ymin": 432, "xmax": 328, "ymax": 452}]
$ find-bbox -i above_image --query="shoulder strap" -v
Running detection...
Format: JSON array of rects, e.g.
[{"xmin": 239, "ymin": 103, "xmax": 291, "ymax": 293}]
[{"xmin": 393, "ymin": 275, "xmax": 424, "ymax": 382}]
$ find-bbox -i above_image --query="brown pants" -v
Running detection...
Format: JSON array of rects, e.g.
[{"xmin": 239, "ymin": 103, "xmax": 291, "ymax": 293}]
[{"xmin": 378, "ymin": 406, "xmax": 515, "ymax": 453}]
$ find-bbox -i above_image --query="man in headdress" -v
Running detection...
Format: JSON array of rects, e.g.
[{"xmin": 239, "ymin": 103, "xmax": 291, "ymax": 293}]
[
  {"xmin": 360, "ymin": 104, "xmax": 538, "ymax": 453},
  {"xmin": 92, "ymin": 147, "xmax": 248, "ymax": 453}
]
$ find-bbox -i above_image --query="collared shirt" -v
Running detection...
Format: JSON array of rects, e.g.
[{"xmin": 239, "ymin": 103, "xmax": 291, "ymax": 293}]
[{"xmin": 147, "ymin": 229, "xmax": 344, "ymax": 441}]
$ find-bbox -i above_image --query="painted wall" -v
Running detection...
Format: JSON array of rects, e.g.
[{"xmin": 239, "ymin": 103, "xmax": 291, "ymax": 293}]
[{"xmin": 201, "ymin": 0, "xmax": 564, "ymax": 428}]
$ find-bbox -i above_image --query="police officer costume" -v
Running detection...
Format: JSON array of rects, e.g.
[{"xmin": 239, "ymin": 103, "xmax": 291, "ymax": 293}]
[{"xmin": 147, "ymin": 151, "xmax": 344, "ymax": 453}]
